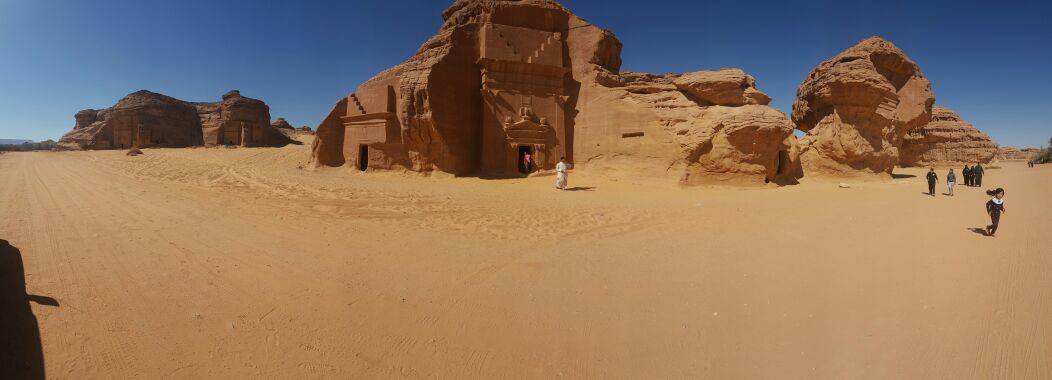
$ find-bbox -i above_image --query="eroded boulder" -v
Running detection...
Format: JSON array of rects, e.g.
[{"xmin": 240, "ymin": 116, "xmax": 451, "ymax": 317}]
[
  {"xmin": 673, "ymin": 68, "xmax": 772, "ymax": 106},
  {"xmin": 792, "ymin": 37, "xmax": 935, "ymax": 177}
]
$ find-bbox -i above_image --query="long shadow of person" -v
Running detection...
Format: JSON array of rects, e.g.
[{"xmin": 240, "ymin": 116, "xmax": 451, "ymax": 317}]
[
  {"xmin": 1, "ymin": 239, "xmax": 57, "ymax": 379},
  {"xmin": 967, "ymin": 228, "xmax": 988, "ymax": 236}
]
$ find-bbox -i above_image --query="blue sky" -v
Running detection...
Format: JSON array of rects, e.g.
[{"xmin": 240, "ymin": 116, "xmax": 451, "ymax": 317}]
[{"xmin": 1, "ymin": 0, "xmax": 1049, "ymax": 147}]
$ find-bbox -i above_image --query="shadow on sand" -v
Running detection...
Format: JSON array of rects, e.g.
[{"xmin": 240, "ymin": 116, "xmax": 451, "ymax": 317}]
[
  {"xmin": 968, "ymin": 228, "xmax": 989, "ymax": 236},
  {"xmin": 563, "ymin": 186, "xmax": 596, "ymax": 192},
  {"xmin": 1, "ymin": 239, "xmax": 56, "ymax": 380},
  {"xmin": 892, "ymin": 173, "xmax": 917, "ymax": 179}
]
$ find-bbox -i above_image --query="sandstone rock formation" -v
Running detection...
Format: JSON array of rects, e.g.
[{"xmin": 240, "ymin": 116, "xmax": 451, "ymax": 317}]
[
  {"xmin": 996, "ymin": 147, "xmax": 1024, "ymax": 161},
  {"xmin": 59, "ymin": 90, "xmax": 292, "ymax": 150},
  {"xmin": 900, "ymin": 106, "xmax": 997, "ymax": 166},
  {"xmin": 997, "ymin": 146, "xmax": 1042, "ymax": 161},
  {"xmin": 272, "ymin": 118, "xmax": 294, "ymax": 130},
  {"xmin": 793, "ymin": 37, "xmax": 935, "ymax": 177},
  {"xmin": 576, "ymin": 69, "xmax": 798, "ymax": 184},
  {"xmin": 198, "ymin": 90, "xmax": 290, "ymax": 147},
  {"xmin": 312, "ymin": 0, "xmax": 797, "ymax": 185},
  {"xmin": 59, "ymin": 91, "xmax": 202, "ymax": 150}
]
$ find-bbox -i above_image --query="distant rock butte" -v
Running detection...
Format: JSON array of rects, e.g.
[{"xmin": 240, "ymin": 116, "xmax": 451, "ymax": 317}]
[
  {"xmin": 59, "ymin": 90, "xmax": 292, "ymax": 150},
  {"xmin": 272, "ymin": 118, "xmax": 294, "ymax": 130},
  {"xmin": 996, "ymin": 146, "xmax": 1042, "ymax": 161},
  {"xmin": 793, "ymin": 37, "xmax": 935, "ymax": 177},
  {"xmin": 900, "ymin": 106, "xmax": 997, "ymax": 166},
  {"xmin": 311, "ymin": 0, "xmax": 798, "ymax": 185}
]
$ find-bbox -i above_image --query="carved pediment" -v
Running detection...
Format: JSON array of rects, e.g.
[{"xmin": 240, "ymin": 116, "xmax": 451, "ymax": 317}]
[
  {"xmin": 504, "ymin": 118, "xmax": 550, "ymax": 132},
  {"xmin": 503, "ymin": 117, "xmax": 552, "ymax": 145}
]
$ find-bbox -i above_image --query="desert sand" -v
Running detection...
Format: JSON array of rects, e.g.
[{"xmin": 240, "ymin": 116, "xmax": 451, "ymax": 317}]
[{"xmin": 2, "ymin": 140, "xmax": 1050, "ymax": 378}]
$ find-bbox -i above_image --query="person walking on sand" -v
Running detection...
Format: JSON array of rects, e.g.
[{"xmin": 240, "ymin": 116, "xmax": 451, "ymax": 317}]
[
  {"xmin": 555, "ymin": 157, "xmax": 568, "ymax": 190},
  {"xmin": 974, "ymin": 163, "xmax": 985, "ymax": 187},
  {"xmin": 926, "ymin": 168, "xmax": 938, "ymax": 196},
  {"xmin": 963, "ymin": 165, "xmax": 972, "ymax": 186},
  {"xmin": 985, "ymin": 188, "xmax": 1006, "ymax": 237},
  {"xmin": 946, "ymin": 169, "xmax": 957, "ymax": 196}
]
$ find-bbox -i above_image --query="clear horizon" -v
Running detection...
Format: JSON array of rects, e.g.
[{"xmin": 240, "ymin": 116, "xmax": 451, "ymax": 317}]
[{"xmin": 1, "ymin": 0, "xmax": 1049, "ymax": 148}]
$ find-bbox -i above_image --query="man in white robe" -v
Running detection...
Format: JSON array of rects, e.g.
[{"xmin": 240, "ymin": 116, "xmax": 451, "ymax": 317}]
[{"xmin": 555, "ymin": 157, "xmax": 568, "ymax": 190}]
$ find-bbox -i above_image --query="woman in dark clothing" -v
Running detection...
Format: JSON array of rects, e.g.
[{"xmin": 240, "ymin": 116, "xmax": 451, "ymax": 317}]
[
  {"xmin": 926, "ymin": 168, "xmax": 938, "ymax": 196},
  {"xmin": 985, "ymin": 188, "xmax": 1006, "ymax": 237},
  {"xmin": 963, "ymin": 165, "xmax": 972, "ymax": 186}
]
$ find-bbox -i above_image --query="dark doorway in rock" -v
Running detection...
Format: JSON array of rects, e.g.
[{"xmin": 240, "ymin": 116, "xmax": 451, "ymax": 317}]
[
  {"xmin": 517, "ymin": 145, "xmax": 533, "ymax": 174},
  {"xmin": 776, "ymin": 150, "xmax": 790, "ymax": 175},
  {"xmin": 358, "ymin": 144, "xmax": 369, "ymax": 171}
]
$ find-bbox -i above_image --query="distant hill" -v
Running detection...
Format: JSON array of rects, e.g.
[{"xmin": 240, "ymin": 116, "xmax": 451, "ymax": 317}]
[{"xmin": 0, "ymin": 139, "xmax": 33, "ymax": 145}]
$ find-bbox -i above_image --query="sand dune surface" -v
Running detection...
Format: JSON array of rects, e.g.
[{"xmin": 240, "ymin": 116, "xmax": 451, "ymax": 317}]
[{"xmin": 1, "ymin": 142, "xmax": 1050, "ymax": 378}]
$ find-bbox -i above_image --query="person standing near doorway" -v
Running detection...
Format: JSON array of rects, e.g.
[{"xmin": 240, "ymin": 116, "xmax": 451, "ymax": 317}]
[
  {"xmin": 523, "ymin": 152, "xmax": 532, "ymax": 174},
  {"xmin": 926, "ymin": 168, "xmax": 938, "ymax": 196},
  {"xmin": 985, "ymin": 188, "xmax": 1006, "ymax": 237},
  {"xmin": 555, "ymin": 157, "xmax": 568, "ymax": 190},
  {"xmin": 974, "ymin": 164, "xmax": 985, "ymax": 187},
  {"xmin": 947, "ymin": 168, "xmax": 957, "ymax": 196}
]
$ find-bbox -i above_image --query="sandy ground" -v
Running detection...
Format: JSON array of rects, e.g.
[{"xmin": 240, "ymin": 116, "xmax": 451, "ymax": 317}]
[{"xmin": 1, "ymin": 142, "xmax": 1050, "ymax": 379}]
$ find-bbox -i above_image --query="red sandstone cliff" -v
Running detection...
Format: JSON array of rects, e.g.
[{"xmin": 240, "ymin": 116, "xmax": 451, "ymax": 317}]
[
  {"xmin": 59, "ymin": 90, "xmax": 292, "ymax": 150},
  {"xmin": 312, "ymin": 0, "xmax": 797, "ymax": 185}
]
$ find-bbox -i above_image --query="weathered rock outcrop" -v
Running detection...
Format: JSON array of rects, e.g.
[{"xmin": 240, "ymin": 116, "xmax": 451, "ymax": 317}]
[
  {"xmin": 996, "ymin": 147, "xmax": 1042, "ymax": 161},
  {"xmin": 900, "ymin": 106, "xmax": 997, "ymax": 166},
  {"xmin": 673, "ymin": 69, "xmax": 772, "ymax": 106},
  {"xmin": 198, "ymin": 90, "xmax": 289, "ymax": 147},
  {"xmin": 59, "ymin": 91, "xmax": 203, "ymax": 150},
  {"xmin": 793, "ymin": 37, "xmax": 935, "ymax": 177},
  {"xmin": 59, "ymin": 90, "xmax": 291, "ymax": 150},
  {"xmin": 575, "ymin": 69, "xmax": 798, "ymax": 184},
  {"xmin": 272, "ymin": 118, "xmax": 294, "ymax": 130},
  {"xmin": 312, "ymin": 0, "xmax": 797, "ymax": 185}
]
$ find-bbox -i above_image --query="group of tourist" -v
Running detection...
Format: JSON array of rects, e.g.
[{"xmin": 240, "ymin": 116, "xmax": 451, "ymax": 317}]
[
  {"xmin": 962, "ymin": 164, "xmax": 985, "ymax": 187},
  {"xmin": 924, "ymin": 164, "xmax": 985, "ymax": 198},
  {"xmin": 924, "ymin": 163, "xmax": 1005, "ymax": 237}
]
